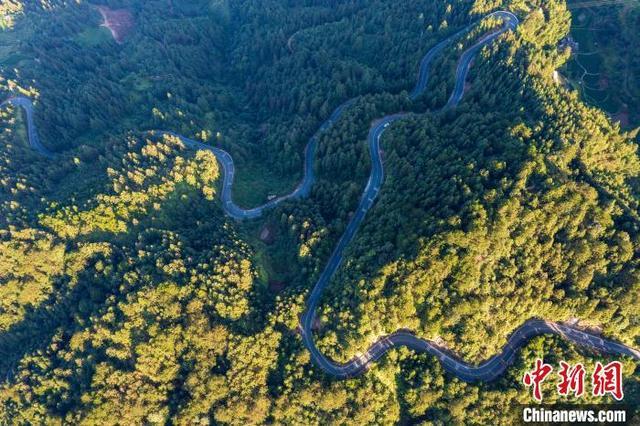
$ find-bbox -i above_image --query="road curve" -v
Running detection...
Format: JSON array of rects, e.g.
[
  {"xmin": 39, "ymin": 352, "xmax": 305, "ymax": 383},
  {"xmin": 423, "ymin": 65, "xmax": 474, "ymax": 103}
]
[
  {"xmin": 299, "ymin": 9, "xmax": 639, "ymax": 380},
  {"xmin": 2, "ymin": 10, "xmax": 638, "ymax": 381},
  {"xmin": 158, "ymin": 97, "xmax": 356, "ymax": 220},
  {"xmin": 0, "ymin": 97, "xmax": 54, "ymax": 157}
]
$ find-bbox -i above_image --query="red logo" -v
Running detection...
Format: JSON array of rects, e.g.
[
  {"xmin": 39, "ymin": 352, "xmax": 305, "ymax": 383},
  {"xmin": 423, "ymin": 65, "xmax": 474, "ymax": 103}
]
[
  {"xmin": 557, "ymin": 361, "xmax": 585, "ymax": 397},
  {"xmin": 592, "ymin": 361, "xmax": 624, "ymax": 401},
  {"xmin": 523, "ymin": 358, "xmax": 553, "ymax": 402},
  {"xmin": 523, "ymin": 360, "xmax": 624, "ymax": 402}
]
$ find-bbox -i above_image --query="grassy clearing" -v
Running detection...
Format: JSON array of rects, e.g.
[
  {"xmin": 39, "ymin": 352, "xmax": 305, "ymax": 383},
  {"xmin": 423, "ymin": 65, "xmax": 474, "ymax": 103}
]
[
  {"xmin": 13, "ymin": 112, "xmax": 28, "ymax": 147},
  {"xmin": 235, "ymin": 219, "xmax": 283, "ymax": 288},
  {"xmin": 250, "ymin": 241, "xmax": 273, "ymax": 286},
  {"xmin": 230, "ymin": 161, "xmax": 300, "ymax": 208},
  {"xmin": 0, "ymin": 52, "xmax": 28, "ymax": 68},
  {"xmin": 0, "ymin": 27, "xmax": 29, "ymax": 67},
  {"xmin": 74, "ymin": 27, "xmax": 112, "ymax": 48},
  {"xmin": 120, "ymin": 73, "xmax": 152, "ymax": 92}
]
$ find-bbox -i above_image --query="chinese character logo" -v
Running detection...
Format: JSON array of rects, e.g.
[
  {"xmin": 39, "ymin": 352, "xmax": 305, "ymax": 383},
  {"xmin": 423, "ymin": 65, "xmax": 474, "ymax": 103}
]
[
  {"xmin": 592, "ymin": 361, "xmax": 624, "ymax": 401},
  {"xmin": 557, "ymin": 361, "xmax": 585, "ymax": 397},
  {"xmin": 523, "ymin": 358, "xmax": 553, "ymax": 402},
  {"xmin": 523, "ymin": 359, "xmax": 624, "ymax": 402}
]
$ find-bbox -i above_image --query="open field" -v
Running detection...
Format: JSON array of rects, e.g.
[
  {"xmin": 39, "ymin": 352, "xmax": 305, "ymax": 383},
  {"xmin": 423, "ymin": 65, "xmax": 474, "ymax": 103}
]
[
  {"xmin": 0, "ymin": 26, "xmax": 30, "ymax": 68},
  {"xmin": 231, "ymin": 161, "xmax": 299, "ymax": 208},
  {"xmin": 74, "ymin": 26, "xmax": 112, "ymax": 48},
  {"xmin": 564, "ymin": 0, "xmax": 640, "ymax": 128}
]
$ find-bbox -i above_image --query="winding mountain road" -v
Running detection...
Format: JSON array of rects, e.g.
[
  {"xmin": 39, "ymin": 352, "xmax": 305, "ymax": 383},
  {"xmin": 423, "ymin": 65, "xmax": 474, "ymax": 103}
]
[
  {"xmin": 0, "ymin": 96, "xmax": 53, "ymax": 157},
  {"xmin": 2, "ymin": 10, "xmax": 639, "ymax": 381}
]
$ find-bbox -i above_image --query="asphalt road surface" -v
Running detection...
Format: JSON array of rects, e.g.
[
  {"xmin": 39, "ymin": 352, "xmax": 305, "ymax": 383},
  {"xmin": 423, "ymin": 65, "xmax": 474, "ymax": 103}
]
[
  {"xmin": 1, "ymin": 97, "xmax": 54, "ymax": 157},
  {"xmin": 3, "ymin": 10, "xmax": 638, "ymax": 381}
]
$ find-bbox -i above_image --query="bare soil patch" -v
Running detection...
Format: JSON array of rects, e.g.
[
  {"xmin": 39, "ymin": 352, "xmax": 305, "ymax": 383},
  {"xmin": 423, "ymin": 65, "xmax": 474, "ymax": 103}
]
[
  {"xmin": 97, "ymin": 6, "xmax": 134, "ymax": 44},
  {"xmin": 259, "ymin": 223, "xmax": 276, "ymax": 244}
]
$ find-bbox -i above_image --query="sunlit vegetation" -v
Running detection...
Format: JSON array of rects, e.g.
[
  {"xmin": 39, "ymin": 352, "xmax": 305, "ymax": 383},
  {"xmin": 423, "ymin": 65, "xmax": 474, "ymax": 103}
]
[
  {"xmin": 312, "ymin": 0, "xmax": 640, "ymax": 366},
  {"xmin": 0, "ymin": 0, "xmax": 638, "ymax": 423}
]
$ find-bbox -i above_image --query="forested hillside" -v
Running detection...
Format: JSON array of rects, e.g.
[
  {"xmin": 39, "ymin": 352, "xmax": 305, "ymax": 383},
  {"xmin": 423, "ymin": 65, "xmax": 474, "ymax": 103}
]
[
  {"xmin": 314, "ymin": 0, "xmax": 640, "ymax": 362},
  {"xmin": 0, "ymin": 0, "xmax": 639, "ymax": 424}
]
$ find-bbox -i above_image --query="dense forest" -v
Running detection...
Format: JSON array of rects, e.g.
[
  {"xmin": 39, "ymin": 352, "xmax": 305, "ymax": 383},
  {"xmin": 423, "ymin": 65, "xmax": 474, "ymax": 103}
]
[{"xmin": 0, "ymin": 0, "xmax": 639, "ymax": 424}]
